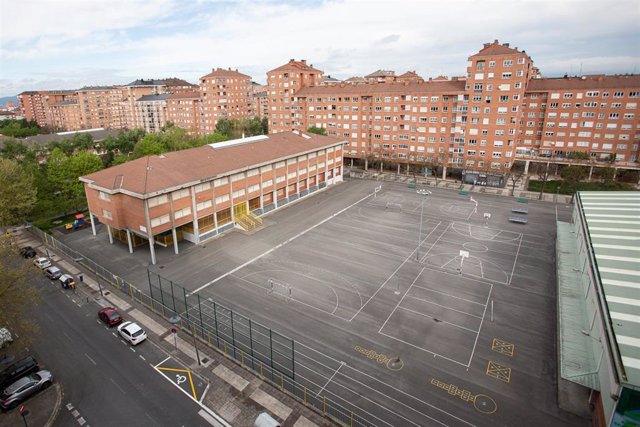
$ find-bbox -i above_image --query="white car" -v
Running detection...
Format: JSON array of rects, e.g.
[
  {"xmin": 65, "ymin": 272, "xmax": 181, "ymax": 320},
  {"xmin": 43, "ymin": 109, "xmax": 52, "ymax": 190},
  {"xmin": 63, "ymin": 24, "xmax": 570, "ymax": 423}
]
[
  {"xmin": 33, "ymin": 257, "xmax": 51, "ymax": 269},
  {"xmin": 117, "ymin": 321, "xmax": 147, "ymax": 345}
]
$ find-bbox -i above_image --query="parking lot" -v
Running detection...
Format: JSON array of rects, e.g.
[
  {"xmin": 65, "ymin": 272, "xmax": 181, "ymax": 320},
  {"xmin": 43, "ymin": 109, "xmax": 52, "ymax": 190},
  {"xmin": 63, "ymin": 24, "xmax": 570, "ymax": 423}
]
[{"xmin": 57, "ymin": 178, "xmax": 588, "ymax": 427}]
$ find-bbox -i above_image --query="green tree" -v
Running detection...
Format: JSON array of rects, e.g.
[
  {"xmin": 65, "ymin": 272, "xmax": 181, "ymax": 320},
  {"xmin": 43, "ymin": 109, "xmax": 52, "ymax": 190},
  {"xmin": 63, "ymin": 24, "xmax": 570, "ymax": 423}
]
[
  {"xmin": 67, "ymin": 152, "xmax": 103, "ymax": 209},
  {"xmin": 0, "ymin": 119, "xmax": 42, "ymax": 138},
  {"xmin": 110, "ymin": 154, "xmax": 131, "ymax": 166},
  {"xmin": 560, "ymin": 165, "xmax": 587, "ymax": 202},
  {"xmin": 307, "ymin": 126, "xmax": 327, "ymax": 135},
  {"xmin": 0, "ymin": 239, "xmax": 41, "ymax": 346},
  {"xmin": 199, "ymin": 132, "xmax": 229, "ymax": 145},
  {"xmin": 133, "ymin": 136, "xmax": 165, "ymax": 158},
  {"xmin": 0, "ymin": 158, "xmax": 37, "ymax": 226},
  {"xmin": 0, "ymin": 138, "xmax": 29, "ymax": 161},
  {"xmin": 594, "ymin": 167, "xmax": 615, "ymax": 183}
]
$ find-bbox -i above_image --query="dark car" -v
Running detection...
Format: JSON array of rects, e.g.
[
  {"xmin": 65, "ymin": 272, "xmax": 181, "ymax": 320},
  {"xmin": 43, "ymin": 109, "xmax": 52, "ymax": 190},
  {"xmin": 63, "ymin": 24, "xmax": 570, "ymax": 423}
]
[
  {"xmin": 0, "ymin": 370, "xmax": 53, "ymax": 410},
  {"xmin": 0, "ymin": 356, "xmax": 39, "ymax": 389},
  {"xmin": 98, "ymin": 307, "xmax": 123, "ymax": 327},
  {"xmin": 20, "ymin": 247, "xmax": 36, "ymax": 258}
]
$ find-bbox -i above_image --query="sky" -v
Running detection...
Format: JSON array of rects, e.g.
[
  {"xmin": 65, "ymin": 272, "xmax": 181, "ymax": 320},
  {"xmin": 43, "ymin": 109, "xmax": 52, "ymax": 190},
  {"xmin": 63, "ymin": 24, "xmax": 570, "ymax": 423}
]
[{"xmin": 1, "ymin": 0, "xmax": 639, "ymax": 97}]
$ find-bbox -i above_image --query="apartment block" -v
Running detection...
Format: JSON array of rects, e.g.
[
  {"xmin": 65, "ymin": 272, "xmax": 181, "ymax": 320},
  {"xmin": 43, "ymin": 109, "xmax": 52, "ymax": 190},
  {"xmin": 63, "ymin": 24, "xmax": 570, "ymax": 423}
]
[
  {"xmin": 167, "ymin": 91, "xmax": 200, "ymax": 136},
  {"xmin": 80, "ymin": 131, "xmax": 344, "ymax": 264},
  {"xmin": 199, "ymin": 68, "xmax": 252, "ymax": 134},
  {"xmin": 48, "ymin": 100, "xmax": 82, "ymax": 131},
  {"xmin": 17, "ymin": 91, "xmax": 48, "ymax": 126},
  {"xmin": 267, "ymin": 59, "xmax": 324, "ymax": 133},
  {"xmin": 271, "ymin": 40, "xmax": 640, "ymax": 182},
  {"xmin": 252, "ymin": 83, "xmax": 269, "ymax": 119},
  {"xmin": 134, "ymin": 94, "xmax": 170, "ymax": 133}
]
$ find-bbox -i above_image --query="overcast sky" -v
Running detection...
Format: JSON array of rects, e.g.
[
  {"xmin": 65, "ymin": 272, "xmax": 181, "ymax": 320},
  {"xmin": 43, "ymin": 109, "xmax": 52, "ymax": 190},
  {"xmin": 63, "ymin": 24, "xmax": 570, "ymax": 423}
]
[{"xmin": 1, "ymin": 0, "xmax": 639, "ymax": 97}]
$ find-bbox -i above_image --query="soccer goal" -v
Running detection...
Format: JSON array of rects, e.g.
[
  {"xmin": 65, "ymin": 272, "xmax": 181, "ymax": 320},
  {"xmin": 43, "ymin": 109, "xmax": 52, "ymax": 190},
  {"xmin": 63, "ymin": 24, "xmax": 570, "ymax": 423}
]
[{"xmin": 267, "ymin": 278, "xmax": 292, "ymax": 301}]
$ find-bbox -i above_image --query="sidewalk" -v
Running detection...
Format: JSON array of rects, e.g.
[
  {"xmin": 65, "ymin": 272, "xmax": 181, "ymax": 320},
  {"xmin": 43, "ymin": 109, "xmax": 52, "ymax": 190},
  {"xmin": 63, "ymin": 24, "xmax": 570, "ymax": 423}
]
[
  {"xmin": 0, "ymin": 383, "xmax": 62, "ymax": 427},
  {"xmin": 8, "ymin": 227, "xmax": 332, "ymax": 427}
]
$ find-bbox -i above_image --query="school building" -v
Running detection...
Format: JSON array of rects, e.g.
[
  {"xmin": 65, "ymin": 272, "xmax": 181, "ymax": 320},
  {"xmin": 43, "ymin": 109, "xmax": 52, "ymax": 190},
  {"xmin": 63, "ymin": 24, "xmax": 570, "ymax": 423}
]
[{"xmin": 80, "ymin": 131, "xmax": 344, "ymax": 264}]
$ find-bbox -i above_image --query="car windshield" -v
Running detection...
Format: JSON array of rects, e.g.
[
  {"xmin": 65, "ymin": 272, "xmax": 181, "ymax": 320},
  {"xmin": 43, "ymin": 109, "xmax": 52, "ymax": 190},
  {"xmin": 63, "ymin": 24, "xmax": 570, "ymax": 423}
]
[
  {"xmin": 109, "ymin": 313, "xmax": 120, "ymax": 320},
  {"xmin": 132, "ymin": 329, "xmax": 144, "ymax": 337}
]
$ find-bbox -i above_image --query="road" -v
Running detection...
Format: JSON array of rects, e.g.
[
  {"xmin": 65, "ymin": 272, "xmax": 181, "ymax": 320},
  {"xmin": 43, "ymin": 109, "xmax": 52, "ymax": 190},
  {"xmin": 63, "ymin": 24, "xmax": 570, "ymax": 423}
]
[{"xmin": 29, "ymin": 272, "xmax": 214, "ymax": 427}]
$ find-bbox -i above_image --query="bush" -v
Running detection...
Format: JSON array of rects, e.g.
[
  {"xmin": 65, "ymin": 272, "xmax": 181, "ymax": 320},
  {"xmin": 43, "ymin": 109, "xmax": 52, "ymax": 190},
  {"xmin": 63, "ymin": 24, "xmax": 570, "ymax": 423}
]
[{"xmin": 528, "ymin": 179, "xmax": 634, "ymax": 194}]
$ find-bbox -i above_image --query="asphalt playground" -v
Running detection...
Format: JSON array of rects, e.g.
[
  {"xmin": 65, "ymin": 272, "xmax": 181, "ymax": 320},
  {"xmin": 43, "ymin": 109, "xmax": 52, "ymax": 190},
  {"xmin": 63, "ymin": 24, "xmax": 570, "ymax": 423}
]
[{"xmin": 57, "ymin": 178, "xmax": 589, "ymax": 427}]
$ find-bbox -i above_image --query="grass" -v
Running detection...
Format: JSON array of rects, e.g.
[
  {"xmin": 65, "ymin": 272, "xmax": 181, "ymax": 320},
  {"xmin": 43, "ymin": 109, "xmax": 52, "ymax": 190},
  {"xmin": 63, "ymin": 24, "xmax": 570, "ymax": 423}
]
[{"xmin": 527, "ymin": 180, "xmax": 634, "ymax": 195}]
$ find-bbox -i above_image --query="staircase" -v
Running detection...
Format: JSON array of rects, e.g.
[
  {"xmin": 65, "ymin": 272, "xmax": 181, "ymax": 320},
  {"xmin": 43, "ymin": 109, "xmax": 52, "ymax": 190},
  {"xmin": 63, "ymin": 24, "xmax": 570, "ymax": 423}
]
[{"xmin": 235, "ymin": 210, "xmax": 263, "ymax": 231}]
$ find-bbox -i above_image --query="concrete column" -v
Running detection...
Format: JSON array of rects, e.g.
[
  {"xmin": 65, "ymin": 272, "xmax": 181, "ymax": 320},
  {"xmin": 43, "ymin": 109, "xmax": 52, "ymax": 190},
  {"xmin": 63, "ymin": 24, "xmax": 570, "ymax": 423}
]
[
  {"xmin": 588, "ymin": 166, "xmax": 593, "ymax": 180},
  {"xmin": 524, "ymin": 160, "xmax": 530, "ymax": 175},
  {"xmin": 350, "ymin": 158, "xmax": 354, "ymax": 168},
  {"xmin": 89, "ymin": 212, "xmax": 97, "ymax": 236},
  {"xmin": 364, "ymin": 158, "xmax": 368, "ymax": 170},
  {"xmin": 190, "ymin": 189, "xmax": 200, "ymax": 243},
  {"xmin": 172, "ymin": 228, "xmax": 179, "ymax": 255},
  {"xmin": 613, "ymin": 168, "xmax": 618, "ymax": 179},
  {"xmin": 442, "ymin": 166, "xmax": 447, "ymax": 180},
  {"xmin": 274, "ymin": 189, "xmax": 278, "ymax": 208},
  {"xmin": 106, "ymin": 224, "xmax": 113, "ymax": 244},
  {"xmin": 126, "ymin": 229, "xmax": 133, "ymax": 254},
  {"xmin": 148, "ymin": 235, "xmax": 156, "ymax": 265},
  {"xmin": 380, "ymin": 162, "xmax": 383, "ymax": 172},
  {"xmin": 406, "ymin": 163, "xmax": 410, "ymax": 175},
  {"xmin": 397, "ymin": 164, "xmax": 400, "ymax": 175}
]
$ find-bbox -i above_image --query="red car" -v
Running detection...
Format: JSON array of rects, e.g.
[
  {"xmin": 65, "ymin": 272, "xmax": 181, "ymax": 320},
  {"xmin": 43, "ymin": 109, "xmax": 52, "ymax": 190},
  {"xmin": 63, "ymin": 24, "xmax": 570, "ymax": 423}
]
[{"xmin": 97, "ymin": 307, "xmax": 123, "ymax": 327}]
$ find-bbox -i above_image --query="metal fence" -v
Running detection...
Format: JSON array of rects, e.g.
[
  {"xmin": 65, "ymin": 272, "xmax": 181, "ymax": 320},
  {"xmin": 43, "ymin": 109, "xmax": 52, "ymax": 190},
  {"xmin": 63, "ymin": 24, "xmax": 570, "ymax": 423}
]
[{"xmin": 31, "ymin": 227, "xmax": 382, "ymax": 427}]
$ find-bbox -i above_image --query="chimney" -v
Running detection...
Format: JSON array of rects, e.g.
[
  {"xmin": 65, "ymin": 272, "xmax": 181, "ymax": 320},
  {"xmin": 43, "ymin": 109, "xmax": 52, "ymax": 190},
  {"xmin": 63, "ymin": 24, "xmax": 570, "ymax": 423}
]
[
  {"xmin": 494, "ymin": 39, "xmax": 499, "ymax": 44},
  {"xmin": 290, "ymin": 58, "xmax": 295, "ymax": 62},
  {"xmin": 503, "ymin": 43, "xmax": 509, "ymax": 47},
  {"xmin": 301, "ymin": 59, "xmax": 306, "ymax": 64},
  {"xmin": 483, "ymin": 43, "xmax": 490, "ymax": 48}
]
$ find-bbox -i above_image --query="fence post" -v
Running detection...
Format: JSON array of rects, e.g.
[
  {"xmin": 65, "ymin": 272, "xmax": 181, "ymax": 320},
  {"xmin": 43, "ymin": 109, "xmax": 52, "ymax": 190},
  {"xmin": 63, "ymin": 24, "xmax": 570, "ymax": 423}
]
[
  {"xmin": 170, "ymin": 281, "xmax": 177, "ymax": 314},
  {"xmin": 230, "ymin": 311, "xmax": 236, "ymax": 358},
  {"xmin": 323, "ymin": 395, "xmax": 326, "ymax": 415},
  {"xmin": 183, "ymin": 286, "xmax": 190, "ymax": 321},
  {"xmin": 197, "ymin": 294, "xmax": 204, "ymax": 335},
  {"xmin": 213, "ymin": 301, "xmax": 220, "ymax": 346},
  {"xmin": 249, "ymin": 319, "xmax": 255, "ymax": 370},
  {"xmin": 269, "ymin": 329, "xmax": 274, "ymax": 381}
]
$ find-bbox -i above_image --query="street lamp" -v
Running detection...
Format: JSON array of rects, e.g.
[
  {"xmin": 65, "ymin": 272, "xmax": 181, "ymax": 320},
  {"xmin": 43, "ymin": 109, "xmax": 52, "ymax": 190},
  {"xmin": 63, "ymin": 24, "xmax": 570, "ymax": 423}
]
[{"xmin": 416, "ymin": 189, "xmax": 431, "ymax": 261}]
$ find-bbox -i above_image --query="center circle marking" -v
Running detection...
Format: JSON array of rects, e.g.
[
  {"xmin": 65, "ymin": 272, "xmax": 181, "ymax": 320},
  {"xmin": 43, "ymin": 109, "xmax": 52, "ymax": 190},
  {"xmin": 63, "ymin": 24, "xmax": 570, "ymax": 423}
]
[{"xmin": 463, "ymin": 242, "xmax": 488, "ymax": 253}]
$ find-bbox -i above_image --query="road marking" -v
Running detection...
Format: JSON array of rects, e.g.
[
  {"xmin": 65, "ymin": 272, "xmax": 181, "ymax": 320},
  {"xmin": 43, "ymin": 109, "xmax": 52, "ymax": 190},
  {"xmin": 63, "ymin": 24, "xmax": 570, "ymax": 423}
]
[
  {"xmin": 190, "ymin": 191, "xmax": 376, "ymax": 295},
  {"xmin": 491, "ymin": 339, "xmax": 515, "ymax": 357},
  {"xmin": 139, "ymin": 355, "xmax": 146, "ymax": 361},
  {"xmin": 155, "ymin": 356, "xmax": 171, "ymax": 367},
  {"xmin": 77, "ymin": 417, "xmax": 86, "ymax": 425},
  {"xmin": 198, "ymin": 408, "xmax": 228, "ymax": 427},
  {"xmin": 507, "ymin": 234, "xmax": 523, "ymax": 286},
  {"xmin": 110, "ymin": 377, "xmax": 127, "ymax": 394},
  {"xmin": 129, "ymin": 347, "xmax": 136, "ymax": 353},
  {"xmin": 486, "ymin": 361, "xmax": 511, "ymax": 383},
  {"xmin": 84, "ymin": 353, "xmax": 97, "ymax": 365},
  {"xmin": 316, "ymin": 361, "xmax": 345, "ymax": 397},
  {"xmin": 157, "ymin": 366, "xmax": 198, "ymax": 400}
]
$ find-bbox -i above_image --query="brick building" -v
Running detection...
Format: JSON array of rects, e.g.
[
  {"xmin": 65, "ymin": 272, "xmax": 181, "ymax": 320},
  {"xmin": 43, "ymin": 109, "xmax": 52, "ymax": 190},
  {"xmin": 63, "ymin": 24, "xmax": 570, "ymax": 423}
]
[
  {"xmin": 80, "ymin": 131, "xmax": 344, "ymax": 264},
  {"xmin": 167, "ymin": 91, "xmax": 201, "ymax": 136},
  {"xmin": 199, "ymin": 68, "xmax": 253, "ymax": 135},
  {"xmin": 267, "ymin": 59, "xmax": 324, "ymax": 133},
  {"xmin": 252, "ymin": 83, "xmax": 269, "ymax": 119},
  {"xmin": 134, "ymin": 94, "xmax": 170, "ymax": 133},
  {"xmin": 269, "ymin": 40, "xmax": 640, "ymax": 184},
  {"xmin": 17, "ymin": 91, "xmax": 48, "ymax": 126}
]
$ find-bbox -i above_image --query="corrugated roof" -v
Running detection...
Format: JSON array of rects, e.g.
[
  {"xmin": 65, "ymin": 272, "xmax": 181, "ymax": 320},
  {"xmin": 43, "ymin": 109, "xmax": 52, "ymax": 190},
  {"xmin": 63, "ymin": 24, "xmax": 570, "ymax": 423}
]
[
  {"xmin": 81, "ymin": 131, "xmax": 343, "ymax": 197},
  {"xmin": 295, "ymin": 79, "xmax": 466, "ymax": 97},
  {"xmin": 578, "ymin": 191, "xmax": 640, "ymax": 387},
  {"xmin": 528, "ymin": 75, "xmax": 640, "ymax": 91}
]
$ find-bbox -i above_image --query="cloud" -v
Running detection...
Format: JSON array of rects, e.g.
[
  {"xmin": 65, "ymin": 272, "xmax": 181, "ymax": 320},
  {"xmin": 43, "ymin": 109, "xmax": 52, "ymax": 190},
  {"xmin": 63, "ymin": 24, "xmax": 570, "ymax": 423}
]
[{"xmin": 1, "ymin": 0, "xmax": 639, "ymax": 96}]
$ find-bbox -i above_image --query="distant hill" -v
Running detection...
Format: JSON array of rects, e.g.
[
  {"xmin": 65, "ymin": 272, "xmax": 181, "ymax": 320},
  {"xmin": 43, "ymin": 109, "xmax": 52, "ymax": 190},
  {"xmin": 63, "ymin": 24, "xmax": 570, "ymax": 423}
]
[{"xmin": 0, "ymin": 96, "xmax": 18, "ymax": 107}]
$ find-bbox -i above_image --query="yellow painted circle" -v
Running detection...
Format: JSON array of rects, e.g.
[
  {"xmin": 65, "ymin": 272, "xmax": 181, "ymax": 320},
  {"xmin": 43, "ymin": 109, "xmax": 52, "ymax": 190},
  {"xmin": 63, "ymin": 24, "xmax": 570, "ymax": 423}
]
[
  {"xmin": 386, "ymin": 358, "xmax": 404, "ymax": 371},
  {"xmin": 473, "ymin": 394, "xmax": 497, "ymax": 414}
]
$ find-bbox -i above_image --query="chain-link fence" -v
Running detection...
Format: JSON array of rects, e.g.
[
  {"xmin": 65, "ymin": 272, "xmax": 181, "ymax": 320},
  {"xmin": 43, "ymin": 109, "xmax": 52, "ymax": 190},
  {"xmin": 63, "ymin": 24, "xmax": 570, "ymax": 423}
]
[{"xmin": 31, "ymin": 227, "xmax": 382, "ymax": 427}]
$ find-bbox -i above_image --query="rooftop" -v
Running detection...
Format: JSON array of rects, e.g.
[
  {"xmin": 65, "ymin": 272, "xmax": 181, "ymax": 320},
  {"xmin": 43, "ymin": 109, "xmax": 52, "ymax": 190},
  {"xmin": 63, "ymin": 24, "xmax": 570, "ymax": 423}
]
[
  {"xmin": 469, "ymin": 40, "xmax": 529, "ymax": 59},
  {"xmin": 528, "ymin": 74, "xmax": 640, "ymax": 91},
  {"xmin": 268, "ymin": 59, "xmax": 323, "ymax": 74},
  {"xmin": 577, "ymin": 191, "xmax": 640, "ymax": 387},
  {"xmin": 81, "ymin": 131, "xmax": 343, "ymax": 197},
  {"xmin": 137, "ymin": 94, "xmax": 171, "ymax": 102},
  {"xmin": 200, "ymin": 68, "xmax": 251, "ymax": 80},
  {"xmin": 296, "ymin": 79, "xmax": 466, "ymax": 96}
]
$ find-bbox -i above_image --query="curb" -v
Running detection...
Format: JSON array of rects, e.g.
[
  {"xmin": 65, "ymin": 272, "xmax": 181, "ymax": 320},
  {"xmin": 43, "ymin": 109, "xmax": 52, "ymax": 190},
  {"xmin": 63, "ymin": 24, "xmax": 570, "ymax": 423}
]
[{"xmin": 45, "ymin": 383, "xmax": 63, "ymax": 427}]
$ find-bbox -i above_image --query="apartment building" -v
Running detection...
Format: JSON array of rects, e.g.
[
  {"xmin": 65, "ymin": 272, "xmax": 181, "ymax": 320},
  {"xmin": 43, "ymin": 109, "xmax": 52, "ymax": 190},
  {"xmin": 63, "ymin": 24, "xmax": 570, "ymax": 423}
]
[
  {"xmin": 199, "ymin": 68, "xmax": 252, "ymax": 134},
  {"xmin": 267, "ymin": 59, "xmax": 324, "ymax": 133},
  {"xmin": 17, "ymin": 91, "xmax": 48, "ymax": 126},
  {"xmin": 80, "ymin": 131, "xmax": 344, "ymax": 264},
  {"xmin": 48, "ymin": 100, "xmax": 82, "ymax": 131},
  {"xmin": 167, "ymin": 91, "xmax": 200, "ymax": 135},
  {"xmin": 252, "ymin": 83, "xmax": 269, "ymax": 119},
  {"xmin": 272, "ymin": 40, "xmax": 640, "ymax": 183},
  {"xmin": 134, "ymin": 94, "xmax": 170, "ymax": 133}
]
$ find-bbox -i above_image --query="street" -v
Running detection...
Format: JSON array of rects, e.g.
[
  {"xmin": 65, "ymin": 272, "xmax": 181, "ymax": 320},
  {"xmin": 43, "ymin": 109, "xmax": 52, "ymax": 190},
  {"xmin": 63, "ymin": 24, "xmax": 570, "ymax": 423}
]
[{"xmin": 26, "ymin": 272, "xmax": 214, "ymax": 427}]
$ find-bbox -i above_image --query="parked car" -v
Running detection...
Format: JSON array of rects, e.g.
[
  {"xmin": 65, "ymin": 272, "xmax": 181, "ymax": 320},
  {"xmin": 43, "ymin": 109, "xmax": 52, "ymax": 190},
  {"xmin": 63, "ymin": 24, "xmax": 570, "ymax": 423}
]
[
  {"xmin": 33, "ymin": 257, "xmax": 51, "ymax": 270},
  {"xmin": 0, "ymin": 370, "xmax": 53, "ymax": 410},
  {"xmin": 98, "ymin": 307, "xmax": 123, "ymax": 327},
  {"xmin": 59, "ymin": 274, "xmax": 75, "ymax": 289},
  {"xmin": 0, "ymin": 356, "xmax": 39, "ymax": 389},
  {"xmin": 44, "ymin": 266, "xmax": 62, "ymax": 280},
  {"xmin": 117, "ymin": 321, "xmax": 147, "ymax": 345},
  {"xmin": 20, "ymin": 246, "xmax": 36, "ymax": 259},
  {"xmin": 0, "ymin": 329, "xmax": 12, "ymax": 349}
]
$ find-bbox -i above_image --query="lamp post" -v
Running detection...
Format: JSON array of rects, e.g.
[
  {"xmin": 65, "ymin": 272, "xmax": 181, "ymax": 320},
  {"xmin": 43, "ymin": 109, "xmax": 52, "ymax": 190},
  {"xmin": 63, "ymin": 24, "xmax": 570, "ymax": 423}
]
[
  {"xmin": 169, "ymin": 315, "xmax": 180, "ymax": 352},
  {"xmin": 416, "ymin": 189, "xmax": 431, "ymax": 261},
  {"xmin": 170, "ymin": 314, "xmax": 201, "ymax": 365}
]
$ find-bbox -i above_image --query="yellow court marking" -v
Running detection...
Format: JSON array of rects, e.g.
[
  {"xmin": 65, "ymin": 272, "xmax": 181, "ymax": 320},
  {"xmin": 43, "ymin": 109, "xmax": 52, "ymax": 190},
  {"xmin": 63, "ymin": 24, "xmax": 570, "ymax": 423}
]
[
  {"xmin": 486, "ymin": 361, "xmax": 511, "ymax": 383},
  {"xmin": 491, "ymin": 338, "xmax": 515, "ymax": 357},
  {"xmin": 353, "ymin": 345, "xmax": 403, "ymax": 371},
  {"xmin": 157, "ymin": 366, "xmax": 198, "ymax": 400},
  {"xmin": 430, "ymin": 378, "xmax": 497, "ymax": 414}
]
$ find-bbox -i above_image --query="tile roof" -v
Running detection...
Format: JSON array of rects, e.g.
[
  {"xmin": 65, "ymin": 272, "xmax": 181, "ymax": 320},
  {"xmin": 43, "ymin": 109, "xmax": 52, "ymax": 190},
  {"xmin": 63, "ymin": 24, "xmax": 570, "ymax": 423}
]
[
  {"xmin": 469, "ymin": 40, "xmax": 526, "ymax": 58},
  {"xmin": 81, "ymin": 131, "xmax": 343, "ymax": 197},
  {"xmin": 528, "ymin": 74, "xmax": 640, "ymax": 91},
  {"xmin": 576, "ymin": 191, "xmax": 640, "ymax": 387},
  {"xmin": 77, "ymin": 86, "xmax": 119, "ymax": 91},
  {"xmin": 365, "ymin": 70, "xmax": 395, "ymax": 78},
  {"xmin": 200, "ymin": 68, "xmax": 251, "ymax": 80},
  {"xmin": 137, "ymin": 94, "xmax": 171, "ymax": 102},
  {"xmin": 125, "ymin": 78, "xmax": 195, "ymax": 87},
  {"xmin": 268, "ymin": 59, "xmax": 323, "ymax": 74},
  {"xmin": 295, "ymin": 79, "xmax": 466, "ymax": 97}
]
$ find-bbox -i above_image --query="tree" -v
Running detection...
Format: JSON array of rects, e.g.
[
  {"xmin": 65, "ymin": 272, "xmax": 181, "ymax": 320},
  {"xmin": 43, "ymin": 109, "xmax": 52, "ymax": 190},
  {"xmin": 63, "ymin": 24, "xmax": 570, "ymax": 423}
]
[
  {"xmin": 0, "ymin": 138, "xmax": 28, "ymax": 161},
  {"xmin": 617, "ymin": 170, "xmax": 639, "ymax": 184},
  {"xmin": 0, "ymin": 119, "xmax": 42, "ymax": 138},
  {"xmin": 133, "ymin": 137, "xmax": 165, "ymax": 158},
  {"xmin": 0, "ymin": 158, "xmax": 37, "ymax": 226},
  {"xmin": 307, "ymin": 126, "xmax": 327, "ymax": 136},
  {"xmin": 560, "ymin": 165, "xmax": 587, "ymax": 202},
  {"xmin": 594, "ymin": 166, "xmax": 615, "ymax": 183},
  {"xmin": 507, "ymin": 162, "xmax": 526, "ymax": 196},
  {"xmin": 532, "ymin": 161, "xmax": 552, "ymax": 200},
  {"xmin": 67, "ymin": 152, "xmax": 103, "ymax": 210}
]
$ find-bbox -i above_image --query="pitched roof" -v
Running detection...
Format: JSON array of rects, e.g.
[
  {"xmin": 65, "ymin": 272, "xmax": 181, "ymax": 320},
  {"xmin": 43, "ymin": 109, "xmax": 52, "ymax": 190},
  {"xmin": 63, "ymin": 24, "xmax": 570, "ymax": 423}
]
[
  {"xmin": 365, "ymin": 70, "xmax": 395, "ymax": 78},
  {"xmin": 528, "ymin": 74, "xmax": 640, "ymax": 91},
  {"xmin": 295, "ymin": 79, "xmax": 466, "ymax": 97},
  {"xmin": 268, "ymin": 59, "xmax": 323, "ymax": 74},
  {"xmin": 200, "ymin": 68, "xmax": 251, "ymax": 80},
  {"xmin": 81, "ymin": 131, "xmax": 343, "ymax": 196},
  {"xmin": 125, "ymin": 78, "xmax": 194, "ymax": 87},
  {"xmin": 469, "ymin": 40, "xmax": 526, "ymax": 58},
  {"xmin": 136, "ymin": 94, "xmax": 171, "ymax": 102}
]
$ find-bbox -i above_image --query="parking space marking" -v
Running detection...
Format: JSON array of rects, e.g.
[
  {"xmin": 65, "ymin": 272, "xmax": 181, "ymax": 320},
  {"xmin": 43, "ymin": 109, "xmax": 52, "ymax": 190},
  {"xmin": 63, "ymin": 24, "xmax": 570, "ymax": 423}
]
[
  {"xmin": 486, "ymin": 361, "xmax": 511, "ymax": 383},
  {"xmin": 491, "ymin": 338, "xmax": 515, "ymax": 357},
  {"xmin": 156, "ymin": 366, "xmax": 198, "ymax": 400}
]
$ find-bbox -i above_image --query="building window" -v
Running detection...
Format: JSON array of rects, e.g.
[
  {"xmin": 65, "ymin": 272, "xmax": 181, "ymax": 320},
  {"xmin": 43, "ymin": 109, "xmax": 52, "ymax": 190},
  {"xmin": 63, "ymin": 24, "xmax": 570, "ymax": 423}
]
[
  {"xmin": 194, "ymin": 182, "xmax": 211, "ymax": 193},
  {"xmin": 172, "ymin": 189, "xmax": 189, "ymax": 200},
  {"xmin": 215, "ymin": 194, "xmax": 230, "ymax": 204},
  {"xmin": 148, "ymin": 194, "xmax": 168, "ymax": 207},
  {"xmin": 174, "ymin": 207, "xmax": 191, "ymax": 219},
  {"xmin": 99, "ymin": 191, "xmax": 111, "ymax": 201},
  {"xmin": 196, "ymin": 200, "xmax": 213, "ymax": 211},
  {"xmin": 151, "ymin": 214, "xmax": 170, "ymax": 227},
  {"xmin": 102, "ymin": 209, "xmax": 112, "ymax": 219},
  {"xmin": 214, "ymin": 177, "xmax": 228, "ymax": 187}
]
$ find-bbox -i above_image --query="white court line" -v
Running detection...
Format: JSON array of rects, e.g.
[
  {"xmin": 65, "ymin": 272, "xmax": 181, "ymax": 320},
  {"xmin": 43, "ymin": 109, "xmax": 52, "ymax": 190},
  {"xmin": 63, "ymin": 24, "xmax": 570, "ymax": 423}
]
[
  {"xmin": 405, "ymin": 294, "xmax": 484, "ymax": 319},
  {"xmin": 349, "ymin": 222, "xmax": 441, "ymax": 322},
  {"xmin": 316, "ymin": 361, "xmax": 345, "ymax": 397},
  {"xmin": 189, "ymin": 191, "xmax": 377, "ymax": 296},
  {"xmin": 294, "ymin": 343, "xmax": 474, "ymax": 427},
  {"xmin": 378, "ymin": 329, "xmax": 470, "ymax": 367},
  {"xmin": 419, "ymin": 223, "xmax": 451, "ymax": 264},
  {"xmin": 467, "ymin": 283, "xmax": 493, "ymax": 367},
  {"xmin": 507, "ymin": 234, "xmax": 523, "ymax": 286},
  {"xmin": 411, "ymin": 284, "xmax": 486, "ymax": 306},
  {"xmin": 379, "ymin": 267, "xmax": 425, "ymax": 333},
  {"xmin": 396, "ymin": 306, "xmax": 479, "ymax": 333}
]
